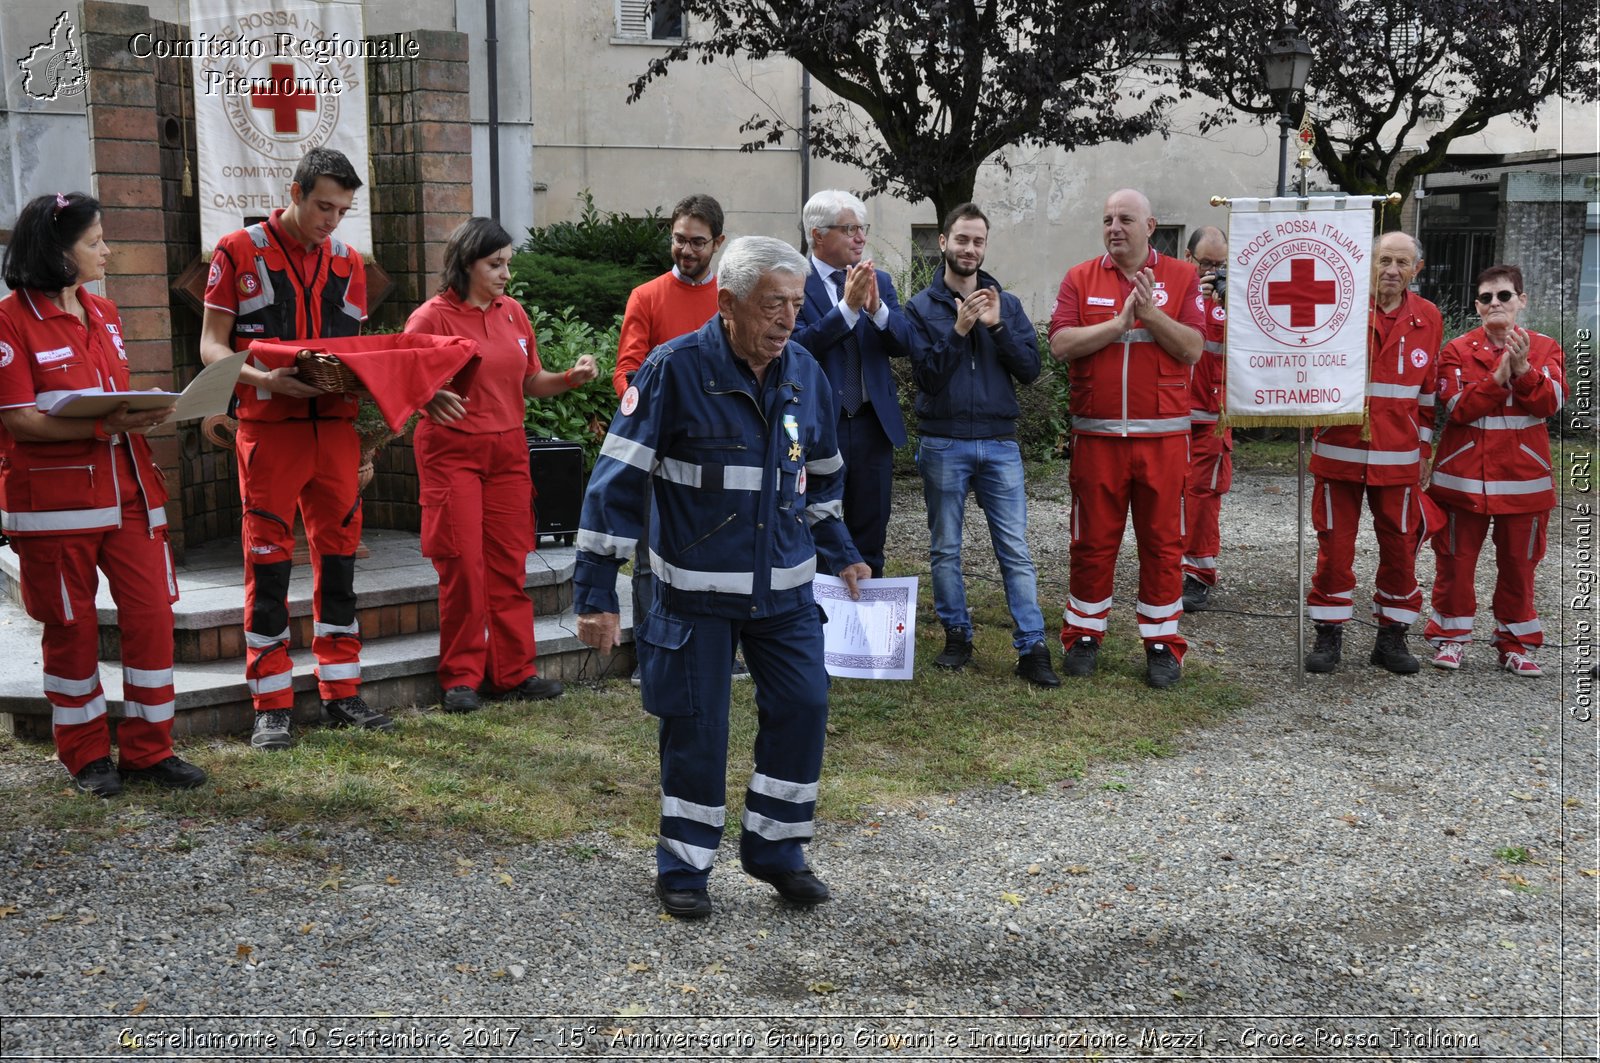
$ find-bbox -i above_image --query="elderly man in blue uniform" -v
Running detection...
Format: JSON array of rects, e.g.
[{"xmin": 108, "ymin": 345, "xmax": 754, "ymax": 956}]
[
  {"xmin": 793, "ymin": 189, "xmax": 911, "ymax": 579},
  {"xmin": 575, "ymin": 236, "xmax": 871, "ymax": 920},
  {"xmin": 906, "ymin": 203, "xmax": 1059, "ymax": 688}
]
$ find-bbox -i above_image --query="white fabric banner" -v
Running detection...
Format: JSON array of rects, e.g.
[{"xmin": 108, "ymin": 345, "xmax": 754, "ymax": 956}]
[
  {"xmin": 1224, "ymin": 196, "xmax": 1381, "ymax": 426},
  {"xmin": 189, "ymin": 1, "xmax": 372, "ymax": 252}
]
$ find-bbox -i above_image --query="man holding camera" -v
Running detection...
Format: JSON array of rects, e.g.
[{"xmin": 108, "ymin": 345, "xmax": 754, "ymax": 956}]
[{"xmin": 1181, "ymin": 226, "xmax": 1233, "ymax": 611}]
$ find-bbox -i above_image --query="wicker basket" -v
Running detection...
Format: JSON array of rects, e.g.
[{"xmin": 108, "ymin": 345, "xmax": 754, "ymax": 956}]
[{"xmin": 294, "ymin": 349, "xmax": 360, "ymax": 392}]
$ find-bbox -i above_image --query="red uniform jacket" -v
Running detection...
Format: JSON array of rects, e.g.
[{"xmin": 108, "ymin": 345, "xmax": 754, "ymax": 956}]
[
  {"xmin": 1310, "ymin": 291, "xmax": 1442, "ymax": 486},
  {"xmin": 1429, "ymin": 326, "xmax": 1565, "ymax": 514},
  {"xmin": 0, "ymin": 289, "xmax": 168, "ymax": 537},
  {"xmin": 1049, "ymin": 249, "xmax": 1206, "ymax": 438},
  {"xmin": 1190, "ymin": 296, "xmax": 1227, "ymax": 424}
]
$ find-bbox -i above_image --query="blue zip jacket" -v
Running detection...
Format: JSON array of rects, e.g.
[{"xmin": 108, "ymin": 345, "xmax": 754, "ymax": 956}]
[
  {"xmin": 905, "ymin": 265, "xmax": 1042, "ymax": 439},
  {"xmin": 574, "ymin": 316, "xmax": 861, "ymax": 620}
]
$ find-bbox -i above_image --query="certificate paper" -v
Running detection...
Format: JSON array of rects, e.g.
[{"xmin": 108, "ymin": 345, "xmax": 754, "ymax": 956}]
[{"xmin": 813, "ymin": 574, "xmax": 918, "ymax": 680}]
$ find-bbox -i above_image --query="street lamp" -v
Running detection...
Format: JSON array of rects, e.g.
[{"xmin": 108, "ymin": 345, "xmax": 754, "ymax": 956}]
[{"xmin": 1261, "ymin": 25, "xmax": 1313, "ymax": 197}]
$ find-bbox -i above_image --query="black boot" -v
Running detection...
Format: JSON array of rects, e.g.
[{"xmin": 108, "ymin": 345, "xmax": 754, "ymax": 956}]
[
  {"xmin": 1370, "ymin": 623, "xmax": 1420, "ymax": 674},
  {"xmin": 934, "ymin": 628, "xmax": 973, "ymax": 670},
  {"xmin": 1305, "ymin": 623, "xmax": 1343, "ymax": 673}
]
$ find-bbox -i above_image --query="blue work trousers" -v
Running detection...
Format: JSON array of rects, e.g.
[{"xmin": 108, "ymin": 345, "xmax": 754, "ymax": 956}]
[{"xmin": 918, "ymin": 435, "xmax": 1045, "ymax": 651}]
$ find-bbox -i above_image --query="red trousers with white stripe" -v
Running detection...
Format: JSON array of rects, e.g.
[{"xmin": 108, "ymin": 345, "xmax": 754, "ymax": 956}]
[
  {"xmin": 415, "ymin": 421, "xmax": 539, "ymax": 692},
  {"xmin": 12, "ymin": 473, "xmax": 178, "ymax": 774},
  {"xmin": 236, "ymin": 419, "xmax": 363, "ymax": 710},
  {"xmin": 1062, "ymin": 433, "xmax": 1188, "ymax": 659},
  {"xmin": 1182, "ymin": 422, "xmax": 1233, "ymax": 586},
  {"xmin": 1424, "ymin": 507, "xmax": 1547, "ymax": 654},
  {"xmin": 1307, "ymin": 477, "xmax": 1425, "ymax": 627}
]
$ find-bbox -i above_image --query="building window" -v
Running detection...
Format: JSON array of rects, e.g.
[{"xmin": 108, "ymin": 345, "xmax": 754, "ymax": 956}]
[
  {"xmin": 617, "ymin": 0, "xmax": 684, "ymax": 40},
  {"xmin": 1152, "ymin": 224, "xmax": 1184, "ymax": 259}
]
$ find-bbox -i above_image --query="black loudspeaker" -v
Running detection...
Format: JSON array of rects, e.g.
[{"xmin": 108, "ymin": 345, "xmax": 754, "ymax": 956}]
[{"xmin": 526, "ymin": 436, "xmax": 585, "ymax": 544}]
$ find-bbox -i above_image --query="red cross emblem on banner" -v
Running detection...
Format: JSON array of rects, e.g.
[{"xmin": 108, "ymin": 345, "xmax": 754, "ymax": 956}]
[
  {"xmin": 250, "ymin": 63, "xmax": 318, "ymax": 134},
  {"xmin": 1267, "ymin": 257, "xmax": 1338, "ymax": 328}
]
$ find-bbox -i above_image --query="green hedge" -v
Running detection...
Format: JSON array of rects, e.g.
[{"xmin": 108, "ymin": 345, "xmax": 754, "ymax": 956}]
[
  {"xmin": 508, "ymin": 253, "xmax": 653, "ymax": 331},
  {"xmin": 523, "ymin": 190, "xmax": 671, "ymax": 271}
]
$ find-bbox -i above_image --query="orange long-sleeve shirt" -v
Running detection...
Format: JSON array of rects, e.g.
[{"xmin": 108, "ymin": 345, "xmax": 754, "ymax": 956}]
[{"xmin": 613, "ymin": 269, "xmax": 719, "ymax": 397}]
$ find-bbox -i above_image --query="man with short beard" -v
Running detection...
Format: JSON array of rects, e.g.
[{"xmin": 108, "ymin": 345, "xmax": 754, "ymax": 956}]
[{"xmin": 905, "ymin": 203, "xmax": 1058, "ymax": 687}]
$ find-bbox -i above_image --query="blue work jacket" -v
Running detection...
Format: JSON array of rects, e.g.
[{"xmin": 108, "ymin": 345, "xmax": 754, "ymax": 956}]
[{"xmin": 574, "ymin": 316, "xmax": 861, "ymax": 620}]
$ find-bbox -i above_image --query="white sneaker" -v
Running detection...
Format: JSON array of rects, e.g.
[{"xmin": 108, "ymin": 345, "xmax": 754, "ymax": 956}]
[
  {"xmin": 1498, "ymin": 650, "xmax": 1542, "ymax": 677},
  {"xmin": 1430, "ymin": 642, "xmax": 1465, "ymax": 670}
]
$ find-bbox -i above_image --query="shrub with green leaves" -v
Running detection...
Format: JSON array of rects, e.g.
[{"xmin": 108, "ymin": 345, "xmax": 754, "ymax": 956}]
[
  {"xmin": 508, "ymin": 252, "xmax": 653, "ymax": 331},
  {"xmin": 521, "ymin": 190, "xmax": 671, "ymax": 272},
  {"xmin": 520, "ymin": 305, "xmax": 621, "ymax": 471}
]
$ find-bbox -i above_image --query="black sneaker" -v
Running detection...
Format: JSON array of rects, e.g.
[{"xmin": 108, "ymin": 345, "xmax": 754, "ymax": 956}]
[
  {"xmin": 498, "ymin": 675, "xmax": 564, "ymax": 701},
  {"xmin": 250, "ymin": 709, "xmax": 294, "ymax": 750},
  {"xmin": 120, "ymin": 755, "xmax": 207, "ymax": 790},
  {"xmin": 1062, "ymin": 636, "xmax": 1100, "ymax": 678},
  {"xmin": 441, "ymin": 686, "xmax": 482, "ymax": 714},
  {"xmin": 934, "ymin": 628, "xmax": 974, "ymax": 670},
  {"xmin": 1015, "ymin": 643, "xmax": 1061, "ymax": 688},
  {"xmin": 1182, "ymin": 574, "xmax": 1212, "ymax": 612},
  {"xmin": 1370, "ymin": 623, "xmax": 1420, "ymax": 675},
  {"xmin": 1145, "ymin": 643, "xmax": 1182, "ymax": 689},
  {"xmin": 323, "ymin": 695, "xmax": 395, "ymax": 731},
  {"xmin": 72, "ymin": 756, "xmax": 122, "ymax": 798},
  {"xmin": 1305, "ymin": 622, "xmax": 1343, "ymax": 673}
]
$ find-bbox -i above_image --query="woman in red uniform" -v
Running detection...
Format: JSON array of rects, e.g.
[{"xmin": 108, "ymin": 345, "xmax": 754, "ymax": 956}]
[
  {"xmin": 0, "ymin": 192, "xmax": 206, "ymax": 795},
  {"xmin": 405, "ymin": 217, "xmax": 598, "ymax": 712},
  {"xmin": 1425, "ymin": 264, "xmax": 1566, "ymax": 676}
]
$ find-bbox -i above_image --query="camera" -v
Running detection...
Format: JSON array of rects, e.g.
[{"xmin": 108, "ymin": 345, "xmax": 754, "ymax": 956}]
[{"xmin": 1209, "ymin": 267, "xmax": 1227, "ymax": 305}]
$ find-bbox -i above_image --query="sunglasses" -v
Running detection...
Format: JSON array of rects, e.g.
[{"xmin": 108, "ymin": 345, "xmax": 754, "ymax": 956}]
[{"xmin": 1475, "ymin": 290, "xmax": 1520, "ymax": 305}]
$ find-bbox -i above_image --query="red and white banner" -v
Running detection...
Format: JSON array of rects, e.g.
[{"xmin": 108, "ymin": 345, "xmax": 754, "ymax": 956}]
[
  {"xmin": 1223, "ymin": 196, "xmax": 1382, "ymax": 427},
  {"xmin": 189, "ymin": 1, "xmax": 375, "ymax": 251}
]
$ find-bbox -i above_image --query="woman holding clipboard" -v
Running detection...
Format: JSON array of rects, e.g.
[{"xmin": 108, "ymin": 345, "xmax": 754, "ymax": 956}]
[{"xmin": 0, "ymin": 191, "xmax": 205, "ymax": 796}]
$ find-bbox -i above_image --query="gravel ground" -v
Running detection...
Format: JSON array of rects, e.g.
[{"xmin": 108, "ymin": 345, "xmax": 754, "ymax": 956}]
[{"xmin": 1, "ymin": 464, "xmax": 1595, "ymax": 1061}]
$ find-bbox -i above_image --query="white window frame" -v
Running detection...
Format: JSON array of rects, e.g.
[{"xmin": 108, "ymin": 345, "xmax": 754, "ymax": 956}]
[{"xmin": 613, "ymin": 0, "xmax": 686, "ymax": 45}]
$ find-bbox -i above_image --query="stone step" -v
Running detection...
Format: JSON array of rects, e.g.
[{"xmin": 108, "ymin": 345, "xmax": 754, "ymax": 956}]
[{"xmin": 0, "ymin": 531, "xmax": 575, "ymax": 663}]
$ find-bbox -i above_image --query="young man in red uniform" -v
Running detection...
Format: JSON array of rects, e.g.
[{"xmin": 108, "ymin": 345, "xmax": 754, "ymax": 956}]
[
  {"xmin": 614, "ymin": 194, "xmax": 727, "ymax": 684},
  {"xmin": 1181, "ymin": 226, "xmax": 1233, "ymax": 612},
  {"xmin": 199, "ymin": 147, "xmax": 393, "ymax": 750},
  {"xmin": 1304, "ymin": 231, "xmax": 1443, "ymax": 674},
  {"xmin": 1049, "ymin": 189, "xmax": 1205, "ymax": 688}
]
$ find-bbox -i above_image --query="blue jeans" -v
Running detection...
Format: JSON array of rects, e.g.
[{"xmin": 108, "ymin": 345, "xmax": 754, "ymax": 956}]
[{"xmin": 917, "ymin": 435, "xmax": 1045, "ymax": 651}]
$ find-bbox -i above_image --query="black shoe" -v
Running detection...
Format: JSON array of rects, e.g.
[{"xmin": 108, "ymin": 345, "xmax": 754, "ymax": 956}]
[
  {"xmin": 441, "ymin": 686, "xmax": 482, "ymax": 714},
  {"xmin": 250, "ymin": 709, "xmax": 294, "ymax": 750},
  {"xmin": 1145, "ymin": 643, "xmax": 1182, "ymax": 689},
  {"xmin": 72, "ymin": 756, "xmax": 122, "ymax": 798},
  {"xmin": 1182, "ymin": 574, "xmax": 1212, "ymax": 612},
  {"xmin": 324, "ymin": 695, "xmax": 395, "ymax": 731},
  {"xmin": 1305, "ymin": 622, "xmax": 1343, "ymax": 673},
  {"xmin": 1015, "ymin": 643, "xmax": 1061, "ymax": 688},
  {"xmin": 934, "ymin": 628, "xmax": 974, "ymax": 670},
  {"xmin": 1062, "ymin": 636, "xmax": 1100, "ymax": 678},
  {"xmin": 741, "ymin": 862, "xmax": 831, "ymax": 904},
  {"xmin": 1370, "ymin": 623, "xmax": 1420, "ymax": 674},
  {"xmin": 499, "ymin": 675, "xmax": 564, "ymax": 701},
  {"xmin": 120, "ymin": 755, "xmax": 207, "ymax": 790},
  {"xmin": 654, "ymin": 875, "xmax": 712, "ymax": 919}
]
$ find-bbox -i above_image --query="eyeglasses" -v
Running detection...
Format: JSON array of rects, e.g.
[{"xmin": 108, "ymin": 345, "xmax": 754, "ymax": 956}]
[
  {"xmin": 671, "ymin": 234, "xmax": 713, "ymax": 251},
  {"xmin": 822, "ymin": 224, "xmax": 870, "ymax": 238},
  {"xmin": 1191, "ymin": 258, "xmax": 1227, "ymax": 272},
  {"xmin": 1475, "ymin": 290, "xmax": 1520, "ymax": 305}
]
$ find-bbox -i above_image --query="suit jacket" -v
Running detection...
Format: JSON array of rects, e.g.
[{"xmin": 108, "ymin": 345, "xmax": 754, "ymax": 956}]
[{"xmin": 793, "ymin": 265, "xmax": 911, "ymax": 446}]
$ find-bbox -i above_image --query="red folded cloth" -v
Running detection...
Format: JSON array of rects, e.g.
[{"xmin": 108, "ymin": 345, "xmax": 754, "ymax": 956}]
[{"xmin": 248, "ymin": 334, "xmax": 481, "ymax": 434}]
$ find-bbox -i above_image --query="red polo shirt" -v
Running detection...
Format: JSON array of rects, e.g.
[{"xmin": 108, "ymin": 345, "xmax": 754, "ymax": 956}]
[{"xmin": 405, "ymin": 290, "xmax": 541, "ymax": 433}]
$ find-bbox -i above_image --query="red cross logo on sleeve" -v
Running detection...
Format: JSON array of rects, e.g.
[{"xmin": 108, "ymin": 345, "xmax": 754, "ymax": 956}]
[
  {"xmin": 250, "ymin": 63, "xmax": 317, "ymax": 134},
  {"xmin": 1267, "ymin": 258, "xmax": 1338, "ymax": 328}
]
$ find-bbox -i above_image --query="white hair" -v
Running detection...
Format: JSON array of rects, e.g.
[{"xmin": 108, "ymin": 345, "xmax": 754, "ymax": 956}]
[
  {"xmin": 803, "ymin": 189, "xmax": 868, "ymax": 236},
  {"xmin": 718, "ymin": 236, "xmax": 811, "ymax": 299}
]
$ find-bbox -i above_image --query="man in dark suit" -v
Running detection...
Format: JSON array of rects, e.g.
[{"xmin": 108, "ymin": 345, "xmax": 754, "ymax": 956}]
[{"xmin": 793, "ymin": 189, "xmax": 910, "ymax": 578}]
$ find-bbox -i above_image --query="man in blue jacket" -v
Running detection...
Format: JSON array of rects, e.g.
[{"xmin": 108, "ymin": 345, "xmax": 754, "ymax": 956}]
[
  {"xmin": 575, "ymin": 236, "xmax": 870, "ymax": 920},
  {"xmin": 905, "ymin": 203, "xmax": 1059, "ymax": 688},
  {"xmin": 793, "ymin": 189, "xmax": 911, "ymax": 579}
]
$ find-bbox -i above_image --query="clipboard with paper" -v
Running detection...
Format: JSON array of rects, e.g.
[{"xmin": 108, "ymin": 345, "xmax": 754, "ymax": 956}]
[
  {"xmin": 42, "ymin": 351, "xmax": 248, "ymax": 421},
  {"xmin": 814, "ymin": 574, "xmax": 918, "ymax": 680}
]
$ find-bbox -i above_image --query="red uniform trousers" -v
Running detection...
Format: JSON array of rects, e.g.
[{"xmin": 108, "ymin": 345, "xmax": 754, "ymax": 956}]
[
  {"xmin": 1307, "ymin": 478, "xmax": 1426, "ymax": 626},
  {"xmin": 237, "ymin": 419, "xmax": 363, "ymax": 710},
  {"xmin": 1182, "ymin": 423, "xmax": 1232, "ymax": 587},
  {"xmin": 13, "ymin": 448, "xmax": 178, "ymax": 773},
  {"xmin": 1063, "ymin": 433, "xmax": 1188, "ymax": 659},
  {"xmin": 1424, "ymin": 507, "xmax": 1547, "ymax": 654},
  {"xmin": 415, "ymin": 421, "xmax": 539, "ymax": 692}
]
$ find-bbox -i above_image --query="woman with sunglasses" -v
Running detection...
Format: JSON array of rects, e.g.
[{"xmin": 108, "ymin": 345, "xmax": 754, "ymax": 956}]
[
  {"xmin": 0, "ymin": 192, "xmax": 206, "ymax": 794},
  {"xmin": 1425, "ymin": 264, "xmax": 1566, "ymax": 676}
]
